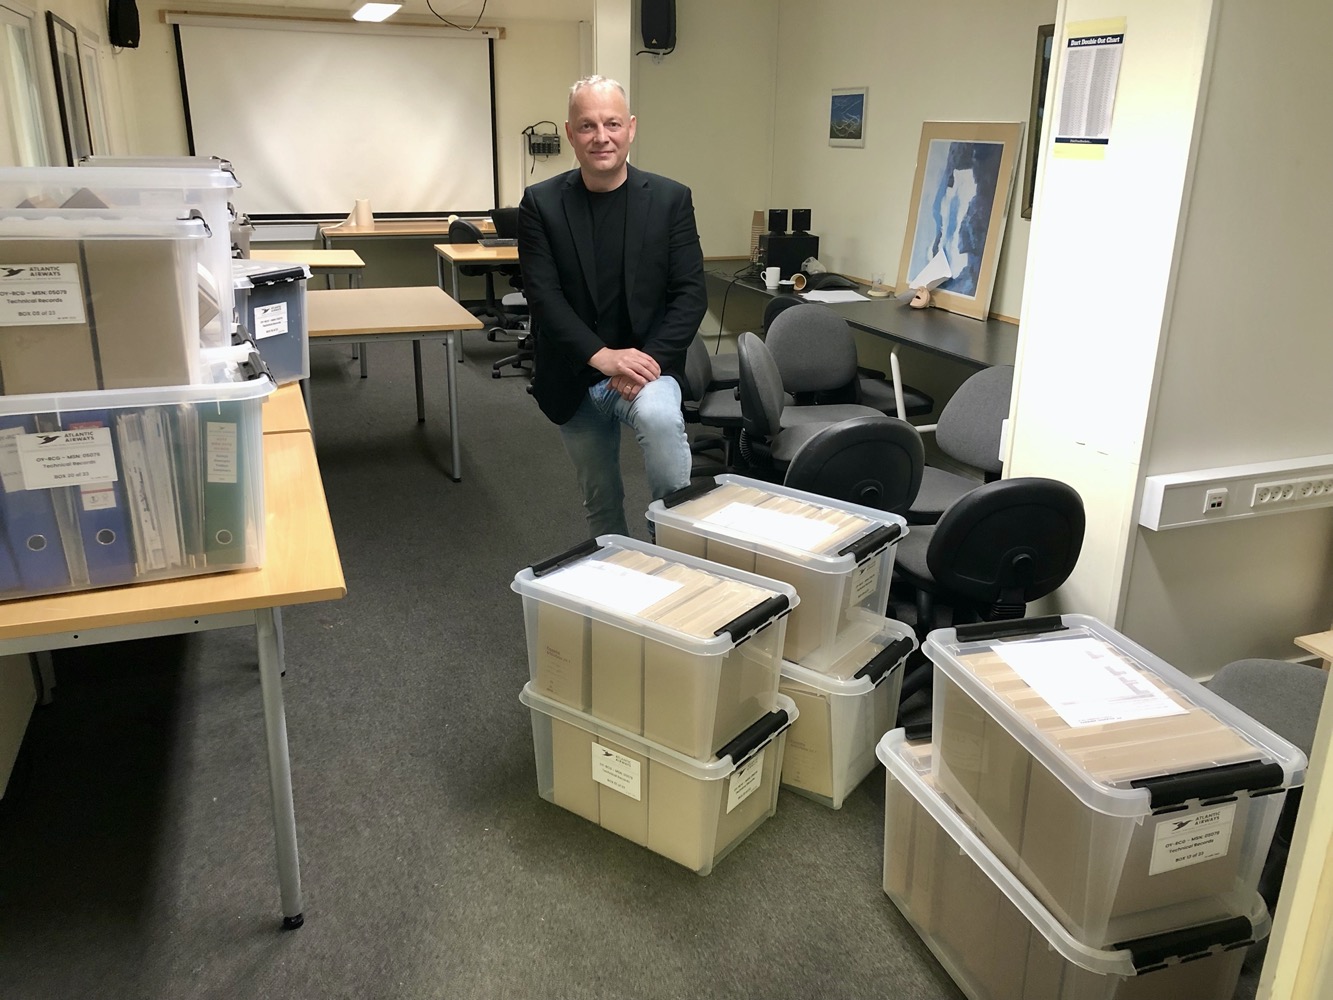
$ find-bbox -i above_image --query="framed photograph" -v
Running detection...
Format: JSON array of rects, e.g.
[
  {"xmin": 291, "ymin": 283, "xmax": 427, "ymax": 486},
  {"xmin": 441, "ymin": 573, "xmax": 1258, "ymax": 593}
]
[
  {"xmin": 828, "ymin": 88, "xmax": 867, "ymax": 148},
  {"xmin": 46, "ymin": 12, "xmax": 93, "ymax": 165},
  {"xmin": 1022, "ymin": 24, "xmax": 1056, "ymax": 220},
  {"xmin": 896, "ymin": 121, "xmax": 1024, "ymax": 321}
]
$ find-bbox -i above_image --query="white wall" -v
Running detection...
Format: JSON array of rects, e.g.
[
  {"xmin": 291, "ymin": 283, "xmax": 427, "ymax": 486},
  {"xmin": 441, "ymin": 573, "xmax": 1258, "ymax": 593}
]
[{"xmin": 1119, "ymin": 0, "xmax": 1333, "ymax": 672}]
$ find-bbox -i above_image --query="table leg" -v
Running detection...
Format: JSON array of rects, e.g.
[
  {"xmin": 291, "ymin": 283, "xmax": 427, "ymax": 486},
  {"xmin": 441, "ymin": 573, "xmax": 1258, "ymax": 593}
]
[
  {"xmin": 255, "ymin": 606, "xmax": 304, "ymax": 929},
  {"xmin": 450, "ymin": 262, "xmax": 466, "ymax": 363},
  {"xmin": 413, "ymin": 340, "xmax": 426, "ymax": 422},
  {"xmin": 301, "ymin": 378, "xmax": 314, "ymax": 441},
  {"xmin": 889, "ymin": 348, "xmax": 906, "ymax": 420},
  {"xmin": 353, "ymin": 271, "xmax": 367, "ymax": 374},
  {"xmin": 34, "ymin": 650, "xmax": 55, "ymax": 705},
  {"xmin": 444, "ymin": 331, "xmax": 461, "ymax": 483}
]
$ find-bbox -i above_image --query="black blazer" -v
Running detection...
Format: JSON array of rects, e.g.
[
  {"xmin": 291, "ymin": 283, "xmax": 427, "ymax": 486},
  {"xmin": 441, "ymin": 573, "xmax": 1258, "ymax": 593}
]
[{"xmin": 517, "ymin": 164, "xmax": 708, "ymax": 425}]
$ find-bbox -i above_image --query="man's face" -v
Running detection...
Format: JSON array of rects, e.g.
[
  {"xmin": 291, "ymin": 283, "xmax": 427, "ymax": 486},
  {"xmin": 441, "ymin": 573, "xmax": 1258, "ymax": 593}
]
[{"xmin": 566, "ymin": 84, "xmax": 636, "ymax": 189}]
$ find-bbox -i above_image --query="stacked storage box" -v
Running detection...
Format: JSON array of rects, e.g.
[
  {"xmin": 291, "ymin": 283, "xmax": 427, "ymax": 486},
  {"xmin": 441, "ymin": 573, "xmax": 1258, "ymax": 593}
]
[
  {"xmin": 1, "ymin": 164, "xmax": 242, "ymax": 346},
  {"xmin": 232, "ymin": 259, "xmax": 311, "ymax": 385},
  {"xmin": 877, "ymin": 730, "xmax": 1271, "ymax": 1000},
  {"xmin": 0, "ymin": 165, "xmax": 273, "ymax": 600},
  {"xmin": 873, "ymin": 613, "xmax": 1308, "ymax": 1000},
  {"xmin": 512, "ymin": 535, "xmax": 800, "ymax": 873},
  {"xmin": 647, "ymin": 475, "xmax": 915, "ymax": 807}
]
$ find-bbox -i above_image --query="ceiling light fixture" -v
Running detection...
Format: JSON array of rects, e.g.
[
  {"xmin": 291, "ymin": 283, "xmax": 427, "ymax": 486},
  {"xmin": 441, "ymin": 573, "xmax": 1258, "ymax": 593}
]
[{"xmin": 352, "ymin": 2, "xmax": 403, "ymax": 22}]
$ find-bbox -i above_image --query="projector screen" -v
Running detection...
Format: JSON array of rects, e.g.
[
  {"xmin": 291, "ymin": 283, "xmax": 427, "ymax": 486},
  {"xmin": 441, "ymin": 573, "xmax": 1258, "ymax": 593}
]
[{"xmin": 174, "ymin": 19, "xmax": 497, "ymax": 219}]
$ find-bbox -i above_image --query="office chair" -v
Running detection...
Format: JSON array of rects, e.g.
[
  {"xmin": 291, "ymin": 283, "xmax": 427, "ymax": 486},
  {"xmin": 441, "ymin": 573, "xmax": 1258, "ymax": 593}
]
[
  {"xmin": 763, "ymin": 304, "xmax": 934, "ymax": 419},
  {"xmin": 448, "ymin": 216, "xmax": 522, "ymax": 341},
  {"xmin": 781, "ymin": 414, "xmax": 924, "ymax": 516},
  {"xmin": 683, "ymin": 335, "xmax": 743, "ymax": 472},
  {"xmin": 1207, "ymin": 658, "xmax": 1327, "ymax": 916},
  {"xmin": 907, "ymin": 364, "xmax": 1014, "ymax": 525},
  {"xmin": 736, "ymin": 331, "xmax": 889, "ymax": 481}
]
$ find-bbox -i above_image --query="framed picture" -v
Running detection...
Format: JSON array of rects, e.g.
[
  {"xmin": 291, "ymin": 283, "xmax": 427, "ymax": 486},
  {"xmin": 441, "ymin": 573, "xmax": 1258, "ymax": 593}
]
[
  {"xmin": 46, "ymin": 12, "xmax": 93, "ymax": 165},
  {"xmin": 828, "ymin": 88, "xmax": 867, "ymax": 148},
  {"xmin": 896, "ymin": 121, "xmax": 1024, "ymax": 321},
  {"xmin": 1022, "ymin": 24, "xmax": 1056, "ymax": 220}
]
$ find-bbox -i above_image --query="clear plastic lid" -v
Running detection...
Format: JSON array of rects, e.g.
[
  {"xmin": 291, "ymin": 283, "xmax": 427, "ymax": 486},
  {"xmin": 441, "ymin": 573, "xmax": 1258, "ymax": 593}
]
[
  {"xmin": 925, "ymin": 614, "xmax": 1308, "ymax": 817},
  {"xmin": 522, "ymin": 684, "xmax": 798, "ymax": 779},
  {"xmin": 233, "ymin": 259, "xmax": 311, "ymax": 287},
  {"xmin": 511, "ymin": 533, "xmax": 799, "ymax": 655},
  {"xmin": 1, "ymin": 165, "xmax": 239, "ymax": 193},
  {"xmin": 80, "ymin": 155, "xmax": 241, "ymax": 186},
  {"xmin": 780, "ymin": 615, "xmax": 917, "ymax": 695},
  {"xmin": 646, "ymin": 473, "xmax": 907, "ymax": 574},
  {"xmin": 0, "ymin": 214, "xmax": 208, "ymax": 240},
  {"xmin": 877, "ymin": 729, "xmax": 1271, "ymax": 975}
]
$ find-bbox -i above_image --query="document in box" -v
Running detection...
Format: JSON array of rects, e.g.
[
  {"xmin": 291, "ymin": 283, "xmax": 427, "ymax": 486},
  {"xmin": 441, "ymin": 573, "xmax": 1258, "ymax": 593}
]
[
  {"xmin": 992, "ymin": 637, "xmax": 1187, "ymax": 728},
  {"xmin": 542, "ymin": 560, "xmax": 683, "ymax": 615},
  {"xmin": 703, "ymin": 501, "xmax": 838, "ymax": 550}
]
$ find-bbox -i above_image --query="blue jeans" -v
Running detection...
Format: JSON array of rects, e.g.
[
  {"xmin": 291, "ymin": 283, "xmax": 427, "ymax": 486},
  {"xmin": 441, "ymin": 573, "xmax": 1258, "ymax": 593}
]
[{"xmin": 558, "ymin": 376, "xmax": 691, "ymax": 538}]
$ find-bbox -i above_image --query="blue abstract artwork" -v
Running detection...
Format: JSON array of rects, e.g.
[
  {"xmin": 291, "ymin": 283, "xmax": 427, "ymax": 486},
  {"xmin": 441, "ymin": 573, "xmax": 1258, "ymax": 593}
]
[{"xmin": 908, "ymin": 139, "xmax": 1005, "ymax": 298}]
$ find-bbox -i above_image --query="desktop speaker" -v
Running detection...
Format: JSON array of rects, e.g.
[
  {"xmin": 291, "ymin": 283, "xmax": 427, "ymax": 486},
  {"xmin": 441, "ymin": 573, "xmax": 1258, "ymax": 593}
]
[
  {"xmin": 109, "ymin": 0, "xmax": 141, "ymax": 48},
  {"xmin": 766, "ymin": 208, "xmax": 789, "ymax": 234},
  {"xmin": 759, "ymin": 233, "xmax": 819, "ymax": 280},
  {"xmin": 641, "ymin": 0, "xmax": 676, "ymax": 50},
  {"xmin": 791, "ymin": 208, "xmax": 811, "ymax": 234}
]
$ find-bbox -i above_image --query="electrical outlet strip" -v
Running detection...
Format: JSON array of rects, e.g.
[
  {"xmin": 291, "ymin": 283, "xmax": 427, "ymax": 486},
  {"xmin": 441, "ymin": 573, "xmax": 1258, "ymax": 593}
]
[{"xmin": 1140, "ymin": 454, "xmax": 1333, "ymax": 530}]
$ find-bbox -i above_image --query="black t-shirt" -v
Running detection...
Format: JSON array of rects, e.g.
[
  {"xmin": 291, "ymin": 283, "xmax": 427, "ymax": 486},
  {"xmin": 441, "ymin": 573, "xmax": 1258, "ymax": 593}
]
[{"xmin": 585, "ymin": 180, "xmax": 631, "ymax": 350}]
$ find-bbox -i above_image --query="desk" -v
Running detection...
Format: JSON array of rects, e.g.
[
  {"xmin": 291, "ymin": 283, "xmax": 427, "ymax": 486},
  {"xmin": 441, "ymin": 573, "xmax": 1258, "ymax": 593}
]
[
  {"xmin": 1295, "ymin": 631, "xmax": 1333, "ymax": 670},
  {"xmin": 262, "ymin": 382, "xmax": 312, "ymax": 435},
  {"xmin": 319, "ymin": 217, "xmax": 493, "ymax": 250},
  {"xmin": 250, "ymin": 248, "xmax": 366, "ymax": 290},
  {"xmin": 306, "ymin": 286, "xmax": 482, "ymax": 482},
  {"xmin": 0, "ymin": 430, "xmax": 346, "ymax": 927},
  {"xmin": 434, "ymin": 242, "xmax": 519, "ymax": 303}
]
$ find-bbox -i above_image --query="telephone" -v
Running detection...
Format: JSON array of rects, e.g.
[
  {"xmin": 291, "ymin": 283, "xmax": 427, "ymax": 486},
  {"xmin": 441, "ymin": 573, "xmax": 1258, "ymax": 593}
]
[{"xmin": 794, "ymin": 271, "xmax": 856, "ymax": 292}]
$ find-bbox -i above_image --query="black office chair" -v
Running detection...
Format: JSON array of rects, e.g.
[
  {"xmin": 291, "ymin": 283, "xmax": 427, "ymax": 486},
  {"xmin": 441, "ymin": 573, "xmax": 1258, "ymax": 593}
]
[
  {"xmin": 736, "ymin": 331, "xmax": 888, "ymax": 481},
  {"xmin": 907, "ymin": 364, "xmax": 1013, "ymax": 525},
  {"xmin": 449, "ymin": 216, "xmax": 522, "ymax": 340},
  {"xmin": 782, "ymin": 414, "xmax": 924, "ymax": 516},
  {"xmin": 683, "ymin": 335, "xmax": 743, "ymax": 473},
  {"xmin": 1207, "ymin": 659, "xmax": 1327, "ymax": 917},
  {"xmin": 764, "ymin": 304, "xmax": 934, "ymax": 419}
]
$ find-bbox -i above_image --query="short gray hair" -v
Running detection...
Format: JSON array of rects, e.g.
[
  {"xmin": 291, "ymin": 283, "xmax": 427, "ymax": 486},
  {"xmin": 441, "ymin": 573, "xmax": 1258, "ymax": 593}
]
[{"xmin": 568, "ymin": 75, "xmax": 629, "ymax": 112}]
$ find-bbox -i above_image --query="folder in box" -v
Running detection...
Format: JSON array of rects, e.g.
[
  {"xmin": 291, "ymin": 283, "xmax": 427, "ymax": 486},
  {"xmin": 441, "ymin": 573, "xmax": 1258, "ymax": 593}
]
[
  {"xmin": 0, "ymin": 414, "xmax": 71, "ymax": 591},
  {"xmin": 0, "ymin": 240, "xmax": 99, "ymax": 394},
  {"xmin": 0, "ymin": 535, "xmax": 19, "ymax": 593},
  {"xmin": 201, "ymin": 400, "xmax": 248, "ymax": 565},
  {"xmin": 59, "ymin": 410, "xmax": 135, "ymax": 587}
]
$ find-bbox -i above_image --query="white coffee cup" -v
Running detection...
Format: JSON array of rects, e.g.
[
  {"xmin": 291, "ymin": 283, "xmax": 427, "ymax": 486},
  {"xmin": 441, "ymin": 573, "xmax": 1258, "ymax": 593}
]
[{"xmin": 762, "ymin": 266, "xmax": 781, "ymax": 289}]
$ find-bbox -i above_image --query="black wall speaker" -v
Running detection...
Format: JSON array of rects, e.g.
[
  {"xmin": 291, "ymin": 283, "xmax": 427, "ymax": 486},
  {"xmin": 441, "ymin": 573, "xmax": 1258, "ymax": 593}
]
[
  {"xmin": 791, "ymin": 208, "xmax": 812, "ymax": 233},
  {"xmin": 641, "ymin": 0, "xmax": 676, "ymax": 51},
  {"xmin": 108, "ymin": 0, "xmax": 141, "ymax": 48},
  {"xmin": 767, "ymin": 208, "xmax": 789, "ymax": 234}
]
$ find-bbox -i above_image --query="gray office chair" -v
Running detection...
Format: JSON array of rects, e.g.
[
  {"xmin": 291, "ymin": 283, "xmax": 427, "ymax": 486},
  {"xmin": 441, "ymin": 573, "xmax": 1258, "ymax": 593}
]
[
  {"xmin": 736, "ymin": 331, "xmax": 888, "ymax": 480},
  {"xmin": 907, "ymin": 364, "xmax": 1013, "ymax": 525},
  {"xmin": 782, "ymin": 414, "xmax": 924, "ymax": 516},
  {"xmin": 1206, "ymin": 658, "xmax": 1327, "ymax": 916},
  {"xmin": 764, "ymin": 304, "xmax": 934, "ymax": 419},
  {"xmin": 449, "ymin": 216, "xmax": 520, "ymax": 339}
]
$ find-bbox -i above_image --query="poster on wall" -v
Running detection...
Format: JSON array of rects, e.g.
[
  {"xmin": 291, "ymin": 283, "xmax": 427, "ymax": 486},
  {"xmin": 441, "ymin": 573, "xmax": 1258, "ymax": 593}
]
[
  {"xmin": 828, "ymin": 88, "xmax": 868, "ymax": 148},
  {"xmin": 1052, "ymin": 18, "xmax": 1126, "ymax": 160},
  {"xmin": 896, "ymin": 121, "xmax": 1024, "ymax": 321}
]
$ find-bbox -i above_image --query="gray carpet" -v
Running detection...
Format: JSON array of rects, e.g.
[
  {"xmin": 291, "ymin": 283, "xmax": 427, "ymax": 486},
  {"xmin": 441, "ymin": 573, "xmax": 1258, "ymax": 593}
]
[{"xmin": 0, "ymin": 334, "xmax": 1260, "ymax": 999}]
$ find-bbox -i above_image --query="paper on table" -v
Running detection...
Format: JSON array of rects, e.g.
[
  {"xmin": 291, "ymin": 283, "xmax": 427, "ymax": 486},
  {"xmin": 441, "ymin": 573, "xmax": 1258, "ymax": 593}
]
[
  {"xmin": 703, "ymin": 501, "xmax": 839, "ymax": 550},
  {"xmin": 540, "ymin": 559, "xmax": 683, "ymax": 614},
  {"xmin": 802, "ymin": 289, "xmax": 869, "ymax": 304},
  {"xmin": 991, "ymin": 636, "xmax": 1188, "ymax": 729},
  {"xmin": 898, "ymin": 248, "xmax": 954, "ymax": 301}
]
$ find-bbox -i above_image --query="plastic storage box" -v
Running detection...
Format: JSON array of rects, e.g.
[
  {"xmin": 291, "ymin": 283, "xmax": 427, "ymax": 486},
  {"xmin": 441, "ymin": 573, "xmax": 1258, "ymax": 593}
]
[
  {"xmin": 0, "ymin": 356, "xmax": 272, "ymax": 598},
  {"xmin": 878, "ymin": 730, "xmax": 1269, "ymax": 1000},
  {"xmin": 926, "ymin": 614, "xmax": 1306, "ymax": 946},
  {"xmin": 521, "ymin": 683, "xmax": 797, "ymax": 874},
  {"xmin": 512, "ymin": 535, "xmax": 798, "ymax": 760},
  {"xmin": 1, "ymin": 165, "xmax": 241, "ymax": 344},
  {"xmin": 0, "ymin": 214, "xmax": 210, "ymax": 394},
  {"xmin": 647, "ymin": 475, "xmax": 906, "ymax": 672},
  {"xmin": 778, "ymin": 612, "xmax": 916, "ymax": 808},
  {"xmin": 232, "ymin": 260, "xmax": 310, "ymax": 385}
]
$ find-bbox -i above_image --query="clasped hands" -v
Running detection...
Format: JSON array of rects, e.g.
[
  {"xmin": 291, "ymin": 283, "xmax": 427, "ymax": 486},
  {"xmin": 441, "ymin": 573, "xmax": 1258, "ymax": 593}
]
[{"xmin": 591, "ymin": 347, "xmax": 660, "ymax": 401}]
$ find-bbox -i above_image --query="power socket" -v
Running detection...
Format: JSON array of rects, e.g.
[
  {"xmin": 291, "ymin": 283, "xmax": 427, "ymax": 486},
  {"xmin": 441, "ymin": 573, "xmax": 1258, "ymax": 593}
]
[{"xmin": 1202, "ymin": 488, "xmax": 1227, "ymax": 513}]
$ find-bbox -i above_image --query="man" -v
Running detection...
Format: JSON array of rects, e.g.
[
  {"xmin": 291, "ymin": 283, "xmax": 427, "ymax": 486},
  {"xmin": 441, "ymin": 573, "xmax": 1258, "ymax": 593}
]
[{"xmin": 518, "ymin": 75, "xmax": 708, "ymax": 538}]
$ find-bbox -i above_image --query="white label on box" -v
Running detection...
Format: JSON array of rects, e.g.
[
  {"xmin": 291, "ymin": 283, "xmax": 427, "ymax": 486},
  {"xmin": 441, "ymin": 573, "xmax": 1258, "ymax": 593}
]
[
  {"xmin": 206, "ymin": 420, "xmax": 238, "ymax": 484},
  {"xmin": 254, "ymin": 301, "xmax": 289, "ymax": 339},
  {"xmin": 0, "ymin": 263, "xmax": 86, "ymax": 326},
  {"xmin": 591, "ymin": 743, "xmax": 642, "ymax": 801},
  {"xmin": 847, "ymin": 557, "xmax": 880, "ymax": 608},
  {"xmin": 726, "ymin": 748, "xmax": 765, "ymax": 813},
  {"xmin": 993, "ymin": 637, "xmax": 1188, "ymax": 729},
  {"xmin": 1150, "ymin": 802, "xmax": 1237, "ymax": 875},
  {"xmin": 0, "ymin": 426, "xmax": 24, "ymax": 492},
  {"xmin": 542, "ymin": 559, "xmax": 682, "ymax": 614},
  {"xmin": 704, "ymin": 502, "xmax": 838, "ymax": 551},
  {"xmin": 15, "ymin": 427, "xmax": 117, "ymax": 488}
]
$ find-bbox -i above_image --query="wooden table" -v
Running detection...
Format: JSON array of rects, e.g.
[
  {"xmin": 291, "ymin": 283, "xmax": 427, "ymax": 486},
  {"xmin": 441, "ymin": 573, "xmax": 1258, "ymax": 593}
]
[
  {"xmin": 319, "ymin": 217, "xmax": 493, "ymax": 250},
  {"xmin": 262, "ymin": 382, "xmax": 312, "ymax": 435},
  {"xmin": 433, "ymin": 242, "xmax": 519, "ymax": 303},
  {"xmin": 1295, "ymin": 631, "xmax": 1333, "ymax": 670},
  {"xmin": 306, "ymin": 286, "xmax": 482, "ymax": 481},
  {"xmin": 250, "ymin": 248, "xmax": 366, "ymax": 290},
  {"xmin": 0, "ymin": 430, "xmax": 346, "ymax": 928}
]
